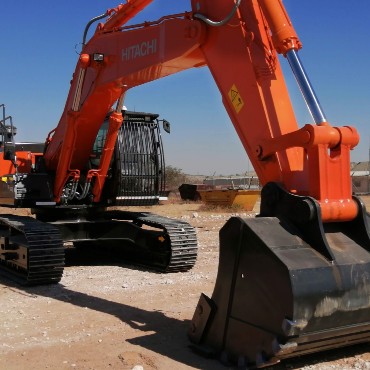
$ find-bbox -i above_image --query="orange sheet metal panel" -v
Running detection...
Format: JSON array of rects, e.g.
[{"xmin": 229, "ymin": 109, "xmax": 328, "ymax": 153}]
[{"xmin": 0, "ymin": 151, "xmax": 39, "ymax": 175}]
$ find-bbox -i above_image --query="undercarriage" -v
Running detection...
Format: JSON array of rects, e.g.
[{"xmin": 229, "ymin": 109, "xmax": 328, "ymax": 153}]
[{"xmin": 0, "ymin": 206, "xmax": 197, "ymax": 285}]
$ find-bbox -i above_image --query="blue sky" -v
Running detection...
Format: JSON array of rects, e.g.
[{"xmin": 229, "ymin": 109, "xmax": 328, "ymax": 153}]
[{"xmin": 1, "ymin": 1, "xmax": 370, "ymax": 175}]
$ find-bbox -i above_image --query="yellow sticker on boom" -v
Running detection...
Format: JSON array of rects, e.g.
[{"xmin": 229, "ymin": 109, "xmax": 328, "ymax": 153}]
[{"xmin": 228, "ymin": 84, "xmax": 244, "ymax": 113}]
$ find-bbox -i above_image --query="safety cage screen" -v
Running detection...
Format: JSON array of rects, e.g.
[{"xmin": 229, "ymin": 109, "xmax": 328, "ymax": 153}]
[{"xmin": 94, "ymin": 111, "xmax": 166, "ymax": 206}]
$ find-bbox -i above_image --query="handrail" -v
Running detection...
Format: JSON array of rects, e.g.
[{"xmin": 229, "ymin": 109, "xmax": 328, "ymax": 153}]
[{"xmin": 0, "ymin": 104, "xmax": 5, "ymax": 127}]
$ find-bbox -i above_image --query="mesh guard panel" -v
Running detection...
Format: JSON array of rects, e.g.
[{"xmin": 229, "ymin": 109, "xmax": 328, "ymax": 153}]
[{"xmin": 108, "ymin": 111, "xmax": 166, "ymax": 206}]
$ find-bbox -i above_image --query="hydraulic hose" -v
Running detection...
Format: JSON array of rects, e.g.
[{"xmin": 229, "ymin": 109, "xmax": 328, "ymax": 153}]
[
  {"xmin": 194, "ymin": 0, "xmax": 241, "ymax": 27},
  {"xmin": 82, "ymin": 12, "xmax": 109, "ymax": 45}
]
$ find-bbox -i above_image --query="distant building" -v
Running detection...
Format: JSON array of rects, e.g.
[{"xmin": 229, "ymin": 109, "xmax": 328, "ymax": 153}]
[
  {"xmin": 351, "ymin": 161, "xmax": 370, "ymax": 194},
  {"xmin": 199, "ymin": 163, "xmax": 370, "ymax": 195},
  {"xmin": 203, "ymin": 174, "xmax": 260, "ymax": 189}
]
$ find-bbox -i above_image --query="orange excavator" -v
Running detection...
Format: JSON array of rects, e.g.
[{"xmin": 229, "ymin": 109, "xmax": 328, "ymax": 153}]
[{"xmin": 1, "ymin": 0, "xmax": 370, "ymax": 367}]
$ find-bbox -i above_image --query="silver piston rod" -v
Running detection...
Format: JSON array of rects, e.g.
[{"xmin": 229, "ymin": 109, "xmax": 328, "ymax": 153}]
[{"xmin": 286, "ymin": 49, "xmax": 327, "ymax": 124}]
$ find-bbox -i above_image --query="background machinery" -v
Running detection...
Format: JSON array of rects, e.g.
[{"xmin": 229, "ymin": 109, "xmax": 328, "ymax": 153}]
[{"xmin": 1, "ymin": 0, "xmax": 370, "ymax": 367}]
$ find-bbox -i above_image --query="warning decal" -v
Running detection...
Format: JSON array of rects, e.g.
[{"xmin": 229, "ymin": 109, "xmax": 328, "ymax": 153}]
[{"xmin": 228, "ymin": 84, "xmax": 244, "ymax": 113}]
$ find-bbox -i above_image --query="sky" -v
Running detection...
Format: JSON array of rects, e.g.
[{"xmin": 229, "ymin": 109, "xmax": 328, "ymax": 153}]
[{"xmin": 1, "ymin": 1, "xmax": 370, "ymax": 175}]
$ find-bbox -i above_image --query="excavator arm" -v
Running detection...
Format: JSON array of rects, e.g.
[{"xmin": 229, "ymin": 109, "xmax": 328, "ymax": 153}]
[{"xmin": 39, "ymin": 1, "xmax": 370, "ymax": 366}]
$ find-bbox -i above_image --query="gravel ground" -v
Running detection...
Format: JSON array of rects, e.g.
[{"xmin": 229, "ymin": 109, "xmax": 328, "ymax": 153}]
[{"xmin": 0, "ymin": 201, "xmax": 369, "ymax": 370}]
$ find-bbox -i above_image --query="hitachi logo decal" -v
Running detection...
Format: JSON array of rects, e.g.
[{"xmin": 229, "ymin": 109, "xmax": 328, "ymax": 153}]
[{"xmin": 122, "ymin": 39, "xmax": 157, "ymax": 61}]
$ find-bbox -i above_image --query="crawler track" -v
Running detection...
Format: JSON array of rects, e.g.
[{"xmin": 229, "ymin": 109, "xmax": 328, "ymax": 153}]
[
  {"xmin": 101, "ymin": 210, "xmax": 198, "ymax": 272},
  {"xmin": 133, "ymin": 212, "xmax": 198, "ymax": 272},
  {"xmin": 0, "ymin": 211, "xmax": 197, "ymax": 286},
  {"xmin": 0, "ymin": 215, "xmax": 64, "ymax": 285}
]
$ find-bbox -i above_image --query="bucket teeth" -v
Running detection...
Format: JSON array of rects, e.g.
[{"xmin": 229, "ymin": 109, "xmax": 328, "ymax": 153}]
[
  {"xmin": 282, "ymin": 318, "xmax": 308, "ymax": 336},
  {"xmin": 272, "ymin": 338, "xmax": 298, "ymax": 356},
  {"xmin": 255, "ymin": 352, "xmax": 280, "ymax": 368}
]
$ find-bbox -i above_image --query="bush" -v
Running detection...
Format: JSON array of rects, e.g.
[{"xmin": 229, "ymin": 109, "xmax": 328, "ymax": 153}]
[{"xmin": 165, "ymin": 166, "xmax": 188, "ymax": 190}]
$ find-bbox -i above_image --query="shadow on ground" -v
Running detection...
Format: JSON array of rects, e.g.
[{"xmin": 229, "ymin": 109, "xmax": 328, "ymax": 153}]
[{"xmin": 1, "ymin": 254, "xmax": 370, "ymax": 370}]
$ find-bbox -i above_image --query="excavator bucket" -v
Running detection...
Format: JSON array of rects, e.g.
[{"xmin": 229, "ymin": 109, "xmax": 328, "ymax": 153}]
[{"xmin": 189, "ymin": 183, "xmax": 370, "ymax": 367}]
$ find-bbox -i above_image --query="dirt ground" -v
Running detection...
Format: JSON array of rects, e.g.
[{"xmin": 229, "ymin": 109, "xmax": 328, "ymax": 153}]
[{"xmin": 1, "ymin": 197, "xmax": 370, "ymax": 370}]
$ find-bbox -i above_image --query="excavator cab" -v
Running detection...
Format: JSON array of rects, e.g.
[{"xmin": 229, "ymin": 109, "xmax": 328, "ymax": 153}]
[{"xmin": 95, "ymin": 110, "xmax": 168, "ymax": 206}]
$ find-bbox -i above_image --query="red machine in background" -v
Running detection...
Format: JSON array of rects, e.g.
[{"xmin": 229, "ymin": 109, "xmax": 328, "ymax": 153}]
[{"xmin": 1, "ymin": 0, "xmax": 370, "ymax": 367}]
